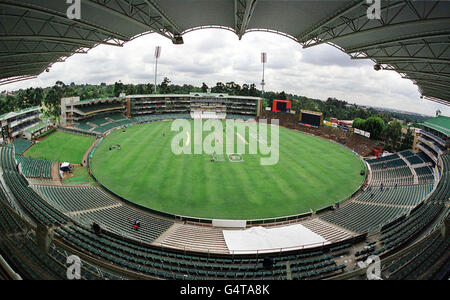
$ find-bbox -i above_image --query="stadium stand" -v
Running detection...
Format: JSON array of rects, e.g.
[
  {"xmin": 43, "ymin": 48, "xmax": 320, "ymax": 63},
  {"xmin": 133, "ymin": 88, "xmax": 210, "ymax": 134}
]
[
  {"xmin": 16, "ymin": 156, "xmax": 54, "ymax": 179},
  {"xmin": 370, "ymin": 166, "xmax": 414, "ymax": 186},
  {"xmin": 354, "ymin": 185, "xmax": 433, "ymax": 207},
  {"xmin": 415, "ymin": 166, "xmax": 435, "ymax": 185},
  {"xmin": 320, "ymin": 202, "xmax": 411, "ymax": 234},
  {"xmin": 383, "ymin": 231, "xmax": 449, "ymax": 280},
  {"xmin": 0, "ymin": 146, "xmax": 17, "ymax": 171},
  {"xmin": 33, "ymin": 185, "xmax": 119, "ymax": 213},
  {"xmin": 12, "ymin": 139, "xmax": 34, "ymax": 155},
  {"xmin": 77, "ymin": 205, "xmax": 173, "ymax": 243}
]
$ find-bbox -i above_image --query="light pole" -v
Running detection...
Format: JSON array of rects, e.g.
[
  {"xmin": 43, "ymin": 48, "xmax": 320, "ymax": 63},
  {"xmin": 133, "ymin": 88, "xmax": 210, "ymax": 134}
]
[
  {"xmin": 261, "ymin": 52, "xmax": 267, "ymax": 99},
  {"xmin": 154, "ymin": 46, "xmax": 161, "ymax": 94}
]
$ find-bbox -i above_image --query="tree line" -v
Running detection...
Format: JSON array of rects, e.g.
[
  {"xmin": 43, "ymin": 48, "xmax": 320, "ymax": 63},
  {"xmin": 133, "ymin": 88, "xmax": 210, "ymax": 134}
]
[{"xmin": 1, "ymin": 79, "xmax": 425, "ymax": 151}]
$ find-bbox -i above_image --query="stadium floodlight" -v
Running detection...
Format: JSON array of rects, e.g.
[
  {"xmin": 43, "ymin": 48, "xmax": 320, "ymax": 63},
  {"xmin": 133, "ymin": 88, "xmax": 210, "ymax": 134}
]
[
  {"xmin": 154, "ymin": 46, "xmax": 162, "ymax": 94},
  {"xmin": 261, "ymin": 52, "xmax": 267, "ymax": 98}
]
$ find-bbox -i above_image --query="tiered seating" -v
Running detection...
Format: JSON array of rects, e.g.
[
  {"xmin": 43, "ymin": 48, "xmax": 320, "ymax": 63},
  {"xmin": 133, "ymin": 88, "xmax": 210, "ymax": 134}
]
[
  {"xmin": 2, "ymin": 171, "xmax": 69, "ymax": 226},
  {"xmin": 56, "ymin": 223, "xmax": 343, "ymax": 280},
  {"xmin": 75, "ymin": 114, "xmax": 131, "ymax": 134},
  {"xmin": 430, "ymin": 154, "xmax": 450, "ymax": 201},
  {"xmin": 0, "ymin": 146, "xmax": 17, "ymax": 171},
  {"xmin": 94, "ymin": 119, "xmax": 131, "ymax": 134},
  {"xmin": 78, "ymin": 205, "xmax": 173, "ymax": 243},
  {"xmin": 366, "ymin": 154, "xmax": 399, "ymax": 164},
  {"xmin": 417, "ymin": 151, "xmax": 434, "ymax": 164},
  {"xmin": 370, "ymin": 166, "xmax": 414, "ymax": 186},
  {"xmin": 78, "ymin": 104, "xmax": 123, "ymax": 114},
  {"xmin": 320, "ymin": 202, "xmax": 410, "ymax": 234},
  {"xmin": 415, "ymin": 166, "xmax": 435, "ymax": 184},
  {"xmin": 370, "ymin": 158, "xmax": 407, "ymax": 170},
  {"xmin": 399, "ymin": 150, "xmax": 414, "ymax": 157},
  {"xmin": 75, "ymin": 123, "xmax": 93, "ymax": 132},
  {"xmin": 33, "ymin": 185, "xmax": 118, "ymax": 213},
  {"xmin": 12, "ymin": 139, "xmax": 33, "ymax": 154},
  {"xmin": 15, "ymin": 156, "xmax": 53, "ymax": 179},
  {"xmin": 405, "ymin": 154, "xmax": 424, "ymax": 165},
  {"xmin": 107, "ymin": 113, "xmax": 127, "ymax": 121},
  {"xmin": 375, "ymin": 203, "xmax": 444, "ymax": 256},
  {"xmin": 0, "ymin": 200, "xmax": 122, "ymax": 280},
  {"xmin": 383, "ymin": 231, "xmax": 449, "ymax": 280},
  {"xmin": 355, "ymin": 185, "xmax": 432, "ymax": 207},
  {"xmin": 85, "ymin": 115, "xmax": 110, "ymax": 126},
  {"xmin": 132, "ymin": 114, "xmax": 191, "ymax": 123}
]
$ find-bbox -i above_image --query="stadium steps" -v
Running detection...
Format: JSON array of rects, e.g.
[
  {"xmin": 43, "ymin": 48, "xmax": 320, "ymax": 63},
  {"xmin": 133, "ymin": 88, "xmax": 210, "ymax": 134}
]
[
  {"xmin": 154, "ymin": 223, "xmax": 229, "ymax": 254},
  {"xmin": 300, "ymin": 218, "xmax": 357, "ymax": 242}
]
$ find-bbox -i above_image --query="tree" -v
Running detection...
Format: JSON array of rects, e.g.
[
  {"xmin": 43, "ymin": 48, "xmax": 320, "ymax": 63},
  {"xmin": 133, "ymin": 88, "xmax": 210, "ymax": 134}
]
[
  {"xmin": 201, "ymin": 83, "xmax": 209, "ymax": 93},
  {"xmin": 113, "ymin": 81, "xmax": 124, "ymax": 97},
  {"xmin": 159, "ymin": 77, "xmax": 171, "ymax": 94},
  {"xmin": 400, "ymin": 127, "xmax": 414, "ymax": 151},
  {"xmin": 384, "ymin": 120, "xmax": 402, "ymax": 151}
]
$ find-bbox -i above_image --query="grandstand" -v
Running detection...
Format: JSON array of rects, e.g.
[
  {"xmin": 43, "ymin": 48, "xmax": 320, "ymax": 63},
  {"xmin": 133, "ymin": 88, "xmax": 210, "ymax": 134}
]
[
  {"xmin": 0, "ymin": 108, "xmax": 448, "ymax": 280},
  {"xmin": 61, "ymin": 94, "xmax": 261, "ymax": 131}
]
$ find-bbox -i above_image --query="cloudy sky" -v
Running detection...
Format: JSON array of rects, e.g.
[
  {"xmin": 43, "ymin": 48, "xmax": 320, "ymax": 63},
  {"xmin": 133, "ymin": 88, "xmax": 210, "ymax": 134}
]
[{"xmin": 3, "ymin": 29, "xmax": 449, "ymax": 117}]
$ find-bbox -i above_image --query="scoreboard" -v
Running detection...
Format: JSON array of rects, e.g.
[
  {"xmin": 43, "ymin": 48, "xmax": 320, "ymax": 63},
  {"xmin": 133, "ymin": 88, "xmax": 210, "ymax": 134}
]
[{"xmin": 299, "ymin": 110, "xmax": 323, "ymax": 127}]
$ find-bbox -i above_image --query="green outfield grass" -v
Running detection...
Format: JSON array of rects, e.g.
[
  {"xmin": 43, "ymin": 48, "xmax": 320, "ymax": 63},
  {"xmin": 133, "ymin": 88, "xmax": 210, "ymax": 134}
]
[
  {"xmin": 24, "ymin": 131, "xmax": 95, "ymax": 164},
  {"xmin": 91, "ymin": 120, "xmax": 366, "ymax": 220}
]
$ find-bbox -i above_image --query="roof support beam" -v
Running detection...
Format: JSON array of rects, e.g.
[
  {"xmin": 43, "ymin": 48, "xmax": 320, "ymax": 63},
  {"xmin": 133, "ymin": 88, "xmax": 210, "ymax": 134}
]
[
  {"xmin": 413, "ymin": 80, "xmax": 449, "ymax": 89},
  {"xmin": 0, "ymin": 67, "xmax": 44, "ymax": 79},
  {"xmin": 0, "ymin": 36, "xmax": 123, "ymax": 48},
  {"xmin": 297, "ymin": 0, "xmax": 365, "ymax": 42},
  {"xmin": 0, "ymin": 1, "xmax": 130, "ymax": 41},
  {"xmin": 235, "ymin": 0, "xmax": 258, "ymax": 40},
  {"xmin": 420, "ymin": 85, "xmax": 450, "ymax": 96},
  {"xmin": 302, "ymin": 17, "xmax": 450, "ymax": 49},
  {"xmin": 352, "ymin": 56, "xmax": 450, "ymax": 64},
  {"xmin": 384, "ymin": 68, "xmax": 450, "ymax": 80},
  {"xmin": 345, "ymin": 32, "xmax": 450, "ymax": 53},
  {"xmin": 0, "ymin": 75, "xmax": 38, "ymax": 86},
  {"xmin": 422, "ymin": 95, "xmax": 449, "ymax": 106},
  {"xmin": 0, "ymin": 61, "xmax": 50, "ymax": 71},
  {"xmin": 0, "ymin": 51, "xmax": 87, "ymax": 59},
  {"xmin": 142, "ymin": 0, "xmax": 182, "ymax": 34},
  {"xmin": 84, "ymin": 0, "xmax": 177, "ymax": 42}
]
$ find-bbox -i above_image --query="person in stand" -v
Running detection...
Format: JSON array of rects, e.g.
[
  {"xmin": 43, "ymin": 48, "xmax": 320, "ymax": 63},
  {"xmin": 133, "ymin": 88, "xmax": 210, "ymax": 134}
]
[{"xmin": 92, "ymin": 222, "xmax": 102, "ymax": 235}]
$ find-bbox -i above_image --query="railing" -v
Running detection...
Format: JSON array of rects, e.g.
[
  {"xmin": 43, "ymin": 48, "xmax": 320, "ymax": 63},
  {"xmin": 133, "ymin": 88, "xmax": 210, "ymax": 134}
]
[{"xmin": 420, "ymin": 129, "xmax": 448, "ymax": 147}]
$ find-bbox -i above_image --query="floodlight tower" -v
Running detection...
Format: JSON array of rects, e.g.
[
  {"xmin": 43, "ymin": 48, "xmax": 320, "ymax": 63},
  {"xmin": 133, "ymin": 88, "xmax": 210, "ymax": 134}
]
[
  {"xmin": 154, "ymin": 46, "xmax": 161, "ymax": 94},
  {"xmin": 261, "ymin": 52, "xmax": 267, "ymax": 98}
]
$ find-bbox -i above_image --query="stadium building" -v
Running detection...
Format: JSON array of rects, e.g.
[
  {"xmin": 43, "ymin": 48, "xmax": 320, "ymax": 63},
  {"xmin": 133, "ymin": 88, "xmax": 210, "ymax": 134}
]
[
  {"xmin": 0, "ymin": 1, "xmax": 448, "ymax": 281},
  {"xmin": 0, "ymin": 106, "xmax": 42, "ymax": 143},
  {"xmin": 414, "ymin": 116, "xmax": 450, "ymax": 164},
  {"xmin": 60, "ymin": 93, "xmax": 262, "ymax": 131}
]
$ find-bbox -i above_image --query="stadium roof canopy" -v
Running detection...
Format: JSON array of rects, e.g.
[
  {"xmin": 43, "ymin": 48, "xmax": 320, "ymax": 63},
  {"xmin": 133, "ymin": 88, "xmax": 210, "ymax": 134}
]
[
  {"xmin": 423, "ymin": 115, "xmax": 450, "ymax": 136},
  {"xmin": 0, "ymin": 0, "xmax": 449, "ymax": 105}
]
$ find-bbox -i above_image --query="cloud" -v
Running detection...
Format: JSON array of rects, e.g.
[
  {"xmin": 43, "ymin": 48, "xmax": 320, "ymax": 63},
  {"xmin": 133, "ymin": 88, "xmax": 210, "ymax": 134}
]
[{"xmin": 1, "ymin": 29, "xmax": 448, "ymax": 117}]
